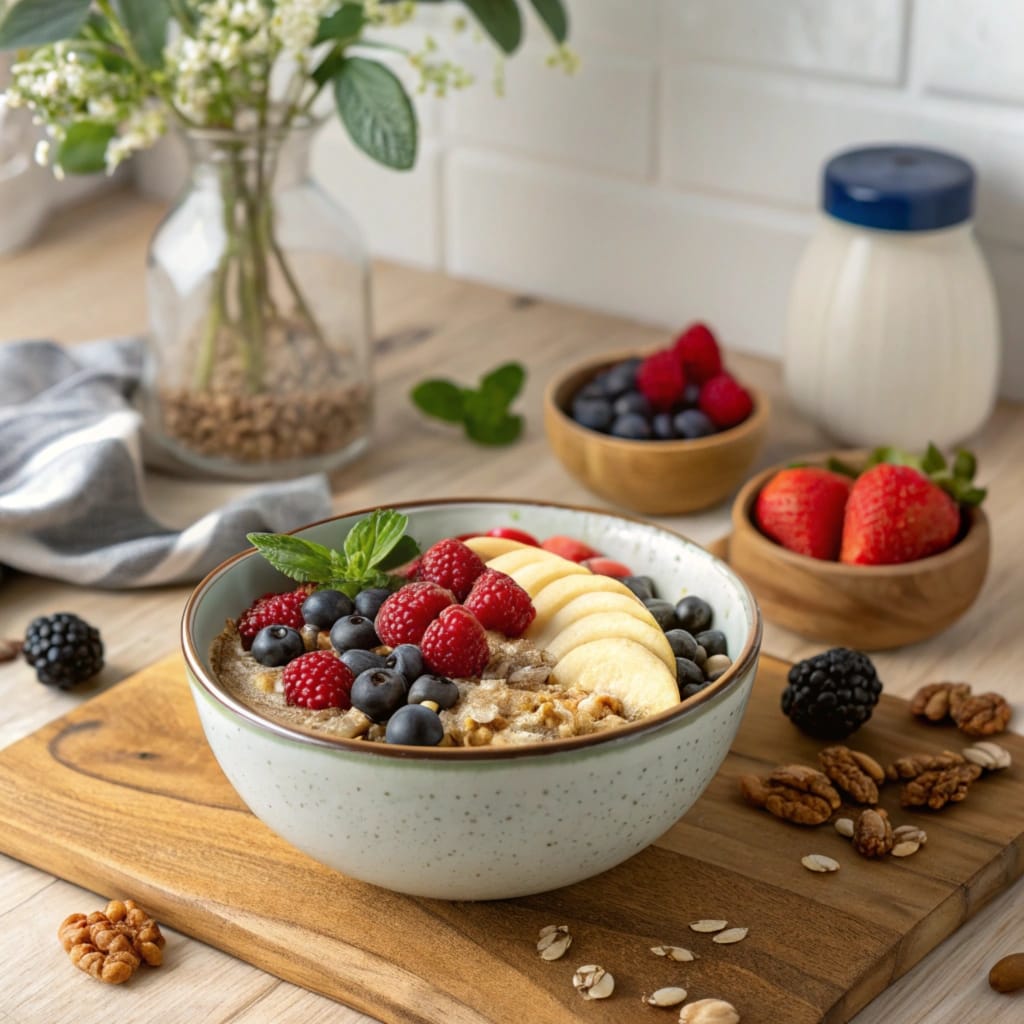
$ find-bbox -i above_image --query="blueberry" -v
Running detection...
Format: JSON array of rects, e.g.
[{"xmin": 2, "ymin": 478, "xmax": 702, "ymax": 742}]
[
  {"xmin": 681, "ymin": 382, "xmax": 702, "ymax": 409},
  {"xmin": 623, "ymin": 575, "xmax": 655, "ymax": 601},
  {"xmin": 673, "ymin": 409, "xmax": 716, "ymax": 440},
  {"xmin": 576, "ymin": 380, "xmax": 606, "ymax": 401},
  {"xmin": 407, "ymin": 673, "xmax": 460, "ymax": 710},
  {"xmin": 644, "ymin": 598, "xmax": 679, "ymax": 632},
  {"xmin": 680, "ymin": 681, "xmax": 708, "ymax": 699},
  {"xmin": 676, "ymin": 657, "xmax": 705, "ymax": 690},
  {"xmin": 696, "ymin": 629, "xmax": 728, "ymax": 657},
  {"xmin": 351, "ymin": 667, "xmax": 408, "ymax": 723},
  {"xmin": 665, "ymin": 628, "xmax": 698, "ymax": 660},
  {"xmin": 339, "ymin": 648, "xmax": 386, "ymax": 677},
  {"xmin": 692, "ymin": 644, "xmax": 708, "ymax": 669},
  {"xmin": 675, "ymin": 595, "xmax": 713, "ymax": 633},
  {"xmin": 386, "ymin": 703, "xmax": 444, "ymax": 746},
  {"xmin": 610, "ymin": 413, "xmax": 651, "ymax": 440},
  {"xmin": 603, "ymin": 359, "xmax": 641, "ymax": 396},
  {"xmin": 301, "ymin": 589, "xmax": 354, "ymax": 630},
  {"xmin": 651, "ymin": 412, "xmax": 676, "ymax": 439},
  {"xmin": 613, "ymin": 390, "xmax": 651, "ymax": 418},
  {"xmin": 385, "ymin": 643, "xmax": 425, "ymax": 683},
  {"xmin": 571, "ymin": 396, "xmax": 613, "ymax": 432},
  {"xmin": 329, "ymin": 614, "xmax": 380, "ymax": 652},
  {"xmin": 251, "ymin": 625, "xmax": 305, "ymax": 667},
  {"xmin": 355, "ymin": 587, "xmax": 391, "ymax": 619}
]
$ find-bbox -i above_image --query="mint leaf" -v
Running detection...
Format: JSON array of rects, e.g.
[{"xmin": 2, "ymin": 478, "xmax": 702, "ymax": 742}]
[
  {"xmin": 466, "ymin": 411, "xmax": 522, "ymax": 445},
  {"xmin": 377, "ymin": 534, "xmax": 420, "ymax": 571},
  {"xmin": 411, "ymin": 379, "xmax": 465, "ymax": 423},
  {"xmin": 479, "ymin": 362, "xmax": 525, "ymax": 408},
  {"xmin": 343, "ymin": 508, "xmax": 410, "ymax": 569},
  {"xmin": 247, "ymin": 533, "xmax": 337, "ymax": 583}
]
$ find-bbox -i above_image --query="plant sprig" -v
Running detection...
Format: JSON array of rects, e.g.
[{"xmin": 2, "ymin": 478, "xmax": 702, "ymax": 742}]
[
  {"xmin": 247, "ymin": 508, "xmax": 419, "ymax": 597},
  {"xmin": 411, "ymin": 361, "xmax": 526, "ymax": 445}
]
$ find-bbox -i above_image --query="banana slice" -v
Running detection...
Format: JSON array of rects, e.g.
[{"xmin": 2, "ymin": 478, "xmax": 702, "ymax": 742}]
[
  {"xmin": 529, "ymin": 573, "xmax": 639, "ymax": 632},
  {"xmin": 528, "ymin": 591, "xmax": 650, "ymax": 651},
  {"xmin": 486, "ymin": 547, "xmax": 560, "ymax": 575},
  {"xmin": 504, "ymin": 558, "xmax": 590, "ymax": 598},
  {"xmin": 545, "ymin": 611, "xmax": 676, "ymax": 672},
  {"xmin": 462, "ymin": 536, "xmax": 529, "ymax": 561},
  {"xmin": 551, "ymin": 638, "xmax": 680, "ymax": 717}
]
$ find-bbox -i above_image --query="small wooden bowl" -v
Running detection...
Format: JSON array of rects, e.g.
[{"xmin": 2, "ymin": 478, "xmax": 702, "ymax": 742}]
[
  {"xmin": 729, "ymin": 459, "xmax": 991, "ymax": 650},
  {"xmin": 544, "ymin": 352, "xmax": 769, "ymax": 515}
]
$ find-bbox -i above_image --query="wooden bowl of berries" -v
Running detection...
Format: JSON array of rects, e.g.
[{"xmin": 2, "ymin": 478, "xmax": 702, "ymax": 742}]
[
  {"xmin": 544, "ymin": 323, "xmax": 769, "ymax": 515},
  {"xmin": 729, "ymin": 445, "xmax": 991, "ymax": 649}
]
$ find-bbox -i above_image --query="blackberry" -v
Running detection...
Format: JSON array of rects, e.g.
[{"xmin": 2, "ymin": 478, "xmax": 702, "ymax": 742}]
[
  {"xmin": 781, "ymin": 647, "xmax": 883, "ymax": 740},
  {"xmin": 23, "ymin": 612, "xmax": 103, "ymax": 689}
]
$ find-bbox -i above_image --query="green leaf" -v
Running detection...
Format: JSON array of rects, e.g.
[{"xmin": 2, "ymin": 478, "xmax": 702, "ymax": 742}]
[
  {"xmin": 343, "ymin": 508, "xmax": 410, "ymax": 570},
  {"xmin": 953, "ymin": 449, "xmax": 977, "ymax": 482},
  {"xmin": 55, "ymin": 121, "xmax": 116, "ymax": 174},
  {"xmin": 377, "ymin": 534, "xmax": 420, "ymax": 571},
  {"xmin": 959, "ymin": 485, "xmax": 987, "ymax": 507},
  {"xmin": 316, "ymin": 2, "xmax": 364, "ymax": 43},
  {"xmin": 113, "ymin": 0, "xmax": 170, "ymax": 66},
  {"xmin": 479, "ymin": 361, "xmax": 525, "ymax": 409},
  {"xmin": 461, "ymin": 0, "xmax": 522, "ymax": 53},
  {"xmin": 333, "ymin": 56, "xmax": 417, "ymax": 170},
  {"xmin": 0, "ymin": 0, "xmax": 90, "ymax": 48},
  {"xmin": 528, "ymin": 0, "xmax": 568, "ymax": 42},
  {"xmin": 920, "ymin": 442, "xmax": 947, "ymax": 476},
  {"xmin": 411, "ymin": 379, "xmax": 465, "ymax": 423},
  {"xmin": 825, "ymin": 456, "xmax": 861, "ymax": 479},
  {"xmin": 465, "ymin": 411, "xmax": 523, "ymax": 445},
  {"xmin": 246, "ymin": 533, "xmax": 337, "ymax": 583}
]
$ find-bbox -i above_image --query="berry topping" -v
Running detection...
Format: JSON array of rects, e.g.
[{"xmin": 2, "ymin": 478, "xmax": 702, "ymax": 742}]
[
  {"xmin": 698, "ymin": 373, "xmax": 753, "ymax": 429},
  {"xmin": 755, "ymin": 467, "xmax": 853, "ymax": 561},
  {"xmin": 610, "ymin": 412, "xmax": 652, "ymax": 440},
  {"xmin": 375, "ymin": 581, "xmax": 455, "ymax": 647},
  {"xmin": 417, "ymin": 538, "xmax": 486, "ymax": 601},
  {"xmin": 675, "ymin": 595, "xmax": 713, "ymax": 634},
  {"xmin": 420, "ymin": 605, "xmax": 490, "ymax": 678},
  {"xmin": 672, "ymin": 409, "xmax": 715, "ymax": 439},
  {"xmin": 251, "ymin": 625, "xmax": 305, "ymax": 667},
  {"xmin": 463, "ymin": 569, "xmax": 536, "ymax": 637},
  {"xmin": 673, "ymin": 322, "xmax": 722, "ymax": 384},
  {"xmin": 237, "ymin": 586, "xmax": 311, "ymax": 648},
  {"xmin": 676, "ymin": 658, "xmax": 704, "ymax": 691},
  {"xmin": 384, "ymin": 643, "xmax": 425, "ymax": 683},
  {"xmin": 781, "ymin": 648, "xmax": 882, "ymax": 739},
  {"xmin": 385, "ymin": 703, "xmax": 444, "ymax": 746},
  {"xmin": 539, "ymin": 535, "xmax": 600, "ymax": 562},
  {"xmin": 408, "ymin": 673, "xmax": 460, "ymax": 709},
  {"xmin": 339, "ymin": 648, "xmax": 387, "ymax": 677},
  {"xmin": 350, "ymin": 667, "xmax": 409, "ymax": 723},
  {"xmin": 572, "ymin": 396, "xmax": 613, "ymax": 432},
  {"xmin": 636, "ymin": 348, "xmax": 686, "ymax": 410},
  {"xmin": 622, "ymin": 575, "xmax": 655, "ymax": 601},
  {"xmin": 354, "ymin": 587, "xmax": 391, "ymax": 620},
  {"xmin": 329, "ymin": 614, "xmax": 381, "ymax": 653},
  {"xmin": 23, "ymin": 612, "xmax": 103, "ymax": 689},
  {"xmin": 486, "ymin": 526, "xmax": 540, "ymax": 546},
  {"xmin": 300, "ymin": 589, "xmax": 354, "ymax": 630},
  {"xmin": 695, "ymin": 629, "xmax": 728, "ymax": 657},
  {"xmin": 282, "ymin": 651, "xmax": 354, "ymax": 710},
  {"xmin": 643, "ymin": 598, "xmax": 679, "ymax": 632},
  {"xmin": 665, "ymin": 629, "xmax": 698, "ymax": 661},
  {"xmin": 580, "ymin": 556, "xmax": 634, "ymax": 578}
]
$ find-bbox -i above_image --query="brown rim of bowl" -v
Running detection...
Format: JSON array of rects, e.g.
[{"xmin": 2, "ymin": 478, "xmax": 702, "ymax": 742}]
[
  {"xmin": 544, "ymin": 349, "xmax": 770, "ymax": 453},
  {"xmin": 732, "ymin": 462, "xmax": 990, "ymax": 575},
  {"xmin": 182, "ymin": 497, "xmax": 763, "ymax": 760}
]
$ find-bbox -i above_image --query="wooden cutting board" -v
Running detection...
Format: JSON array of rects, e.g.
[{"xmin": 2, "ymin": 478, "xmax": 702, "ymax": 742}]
[{"xmin": 0, "ymin": 654, "xmax": 1021, "ymax": 1024}]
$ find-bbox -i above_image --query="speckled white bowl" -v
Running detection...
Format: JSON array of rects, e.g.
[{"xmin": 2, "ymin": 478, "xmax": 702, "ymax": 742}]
[{"xmin": 183, "ymin": 500, "xmax": 762, "ymax": 900}]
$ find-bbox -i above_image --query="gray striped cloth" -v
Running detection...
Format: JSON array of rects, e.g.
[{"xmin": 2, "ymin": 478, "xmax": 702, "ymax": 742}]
[{"xmin": 0, "ymin": 337, "xmax": 332, "ymax": 588}]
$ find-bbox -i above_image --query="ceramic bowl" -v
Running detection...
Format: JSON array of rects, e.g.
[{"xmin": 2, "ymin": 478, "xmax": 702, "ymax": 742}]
[
  {"xmin": 183, "ymin": 499, "xmax": 762, "ymax": 900},
  {"xmin": 543, "ymin": 351, "xmax": 769, "ymax": 515},
  {"xmin": 730, "ymin": 457, "xmax": 990, "ymax": 650}
]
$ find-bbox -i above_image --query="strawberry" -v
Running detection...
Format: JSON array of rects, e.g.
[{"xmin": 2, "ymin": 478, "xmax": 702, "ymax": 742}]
[
  {"xmin": 698, "ymin": 373, "xmax": 753, "ymax": 429},
  {"xmin": 754, "ymin": 468, "xmax": 852, "ymax": 560},
  {"xmin": 237, "ymin": 586, "xmax": 312, "ymax": 649},
  {"xmin": 636, "ymin": 348, "xmax": 686, "ymax": 410},
  {"xmin": 581, "ymin": 556, "xmax": 634, "ymax": 578},
  {"xmin": 486, "ymin": 526, "xmax": 540, "ymax": 547},
  {"xmin": 840, "ymin": 463, "xmax": 960, "ymax": 565},
  {"xmin": 420, "ymin": 605, "xmax": 490, "ymax": 678},
  {"xmin": 463, "ymin": 569, "xmax": 536, "ymax": 636},
  {"xmin": 282, "ymin": 651, "xmax": 354, "ymax": 710},
  {"xmin": 540, "ymin": 535, "xmax": 600, "ymax": 562},
  {"xmin": 418, "ymin": 538, "xmax": 486, "ymax": 600},
  {"xmin": 375, "ymin": 581, "xmax": 455, "ymax": 647},
  {"xmin": 673, "ymin": 322, "xmax": 722, "ymax": 384}
]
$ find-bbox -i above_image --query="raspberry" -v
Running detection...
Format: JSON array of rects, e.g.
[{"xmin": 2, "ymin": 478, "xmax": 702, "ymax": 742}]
[
  {"xmin": 237, "ymin": 586, "xmax": 311, "ymax": 649},
  {"xmin": 282, "ymin": 650, "xmax": 354, "ymax": 710},
  {"xmin": 417, "ymin": 538, "xmax": 486, "ymax": 600},
  {"xmin": 698, "ymin": 373, "xmax": 753, "ymax": 429},
  {"xmin": 463, "ymin": 569, "xmax": 536, "ymax": 637},
  {"xmin": 375, "ymin": 581, "xmax": 455, "ymax": 647},
  {"xmin": 420, "ymin": 606, "xmax": 490, "ymax": 678},
  {"xmin": 673, "ymin": 322, "xmax": 722, "ymax": 384},
  {"xmin": 23, "ymin": 612, "xmax": 103, "ymax": 689},
  {"xmin": 636, "ymin": 348, "xmax": 686, "ymax": 410}
]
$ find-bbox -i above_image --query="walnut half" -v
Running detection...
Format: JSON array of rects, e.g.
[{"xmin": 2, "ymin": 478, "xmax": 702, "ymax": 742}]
[
  {"xmin": 818, "ymin": 745, "xmax": 885, "ymax": 804},
  {"xmin": 739, "ymin": 764, "xmax": 841, "ymax": 826},
  {"xmin": 952, "ymin": 692, "xmax": 1012, "ymax": 737},
  {"xmin": 852, "ymin": 808, "xmax": 894, "ymax": 858},
  {"xmin": 910, "ymin": 682, "xmax": 972, "ymax": 723},
  {"xmin": 58, "ymin": 899, "xmax": 165, "ymax": 984}
]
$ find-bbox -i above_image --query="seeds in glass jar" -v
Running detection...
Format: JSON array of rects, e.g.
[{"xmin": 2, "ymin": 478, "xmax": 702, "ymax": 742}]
[
  {"xmin": 712, "ymin": 927, "xmax": 749, "ymax": 945},
  {"xmin": 651, "ymin": 945, "xmax": 696, "ymax": 961},
  {"xmin": 572, "ymin": 964, "xmax": 614, "ymax": 1000},
  {"xmin": 801, "ymin": 854, "xmax": 840, "ymax": 873},
  {"xmin": 689, "ymin": 919, "xmax": 728, "ymax": 933},
  {"xmin": 645, "ymin": 986, "xmax": 688, "ymax": 1007}
]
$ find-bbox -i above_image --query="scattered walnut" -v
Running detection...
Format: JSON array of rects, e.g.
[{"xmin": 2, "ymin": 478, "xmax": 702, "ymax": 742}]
[
  {"xmin": 952, "ymin": 692, "xmax": 1012, "ymax": 737},
  {"xmin": 58, "ymin": 899, "xmax": 165, "ymax": 984},
  {"xmin": 852, "ymin": 808, "xmax": 894, "ymax": 858},
  {"xmin": 739, "ymin": 764, "xmax": 841, "ymax": 826},
  {"xmin": 678, "ymin": 997, "xmax": 741, "ymax": 1023},
  {"xmin": 910, "ymin": 682, "xmax": 972, "ymax": 723},
  {"xmin": 886, "ymin": 750, "xmax": 967, "ymax": 781},
  {"xmin": 900, "ymin": 763, "xmax": 981, "ymax": 809},
  {"xmin": 818, "ymin": 745, "xmax": 885, "ymax": 804}
]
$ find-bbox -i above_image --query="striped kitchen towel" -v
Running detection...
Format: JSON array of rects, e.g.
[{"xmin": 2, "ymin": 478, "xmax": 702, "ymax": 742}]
[{"xmin": 0, "ymin": 337, "xmax": 333, "ymax": 588}]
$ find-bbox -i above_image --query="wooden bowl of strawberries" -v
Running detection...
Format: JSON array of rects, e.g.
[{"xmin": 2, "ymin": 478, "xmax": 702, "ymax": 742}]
[
  {"xmin": 544, "ymin": 324, "xmax": 769, "ymax": 515},
  {"xmin": 729, "ymin": 446, "xmax": 990, "ymax": 649}
]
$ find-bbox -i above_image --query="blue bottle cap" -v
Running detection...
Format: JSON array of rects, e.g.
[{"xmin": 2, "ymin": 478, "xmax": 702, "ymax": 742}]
[{"xmin": 824, "ymin": 145, "xmax": 975, "ymax": 231}]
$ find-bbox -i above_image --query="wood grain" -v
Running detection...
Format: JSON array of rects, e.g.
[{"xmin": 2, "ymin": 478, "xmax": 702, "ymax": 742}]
[{"xmin": 0, "ymin": 654, "xmax": 1021, "ymax": 1024}]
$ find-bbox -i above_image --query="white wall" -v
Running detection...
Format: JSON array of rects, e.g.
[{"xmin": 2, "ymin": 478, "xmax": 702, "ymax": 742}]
[{"xmin": 135, "ymin": 0, "xmax": 1024, "ymax": 399}]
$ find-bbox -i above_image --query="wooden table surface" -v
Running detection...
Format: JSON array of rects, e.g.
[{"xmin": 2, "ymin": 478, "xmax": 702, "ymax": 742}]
[{"xmin": 1, "ymin": 191, "xmax": 1022, "ymax": 1024}]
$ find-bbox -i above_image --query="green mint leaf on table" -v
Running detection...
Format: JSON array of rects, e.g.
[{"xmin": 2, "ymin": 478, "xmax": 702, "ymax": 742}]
[
  {"xmin": 466, "ymin": 411, "xmax": 523, "ymax": 446},
  {"xmin": 411, "ymin": 380, "xmax": 465, "ymax": 423},
  {"xmin": 479, "ymin": 362, "xmax": 526, "ymax": 408}
]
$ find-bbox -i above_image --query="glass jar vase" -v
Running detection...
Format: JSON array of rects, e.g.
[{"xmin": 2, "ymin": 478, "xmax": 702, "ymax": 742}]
[{"xmin": 142, "ymin": 121, "xmax": 372, "ymax": 479}]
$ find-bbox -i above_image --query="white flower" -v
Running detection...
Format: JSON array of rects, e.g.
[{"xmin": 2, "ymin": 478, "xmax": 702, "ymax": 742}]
[
  {"xmin": 34, "ymin": 139, "xmax": 51, "ymax": 166},
  {"xmin": 271, "ymin": 0, "xmax": 336, "ymax": 57}
]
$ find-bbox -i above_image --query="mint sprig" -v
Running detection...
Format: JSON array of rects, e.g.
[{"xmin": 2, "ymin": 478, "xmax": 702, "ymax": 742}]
[
  {"xmin": 247, "ymin": 508, "xmax": 419, "ymax": 597},
  {"xmin": 411, "ymin": 361, "xmax": 526, "ymax": 445}
]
